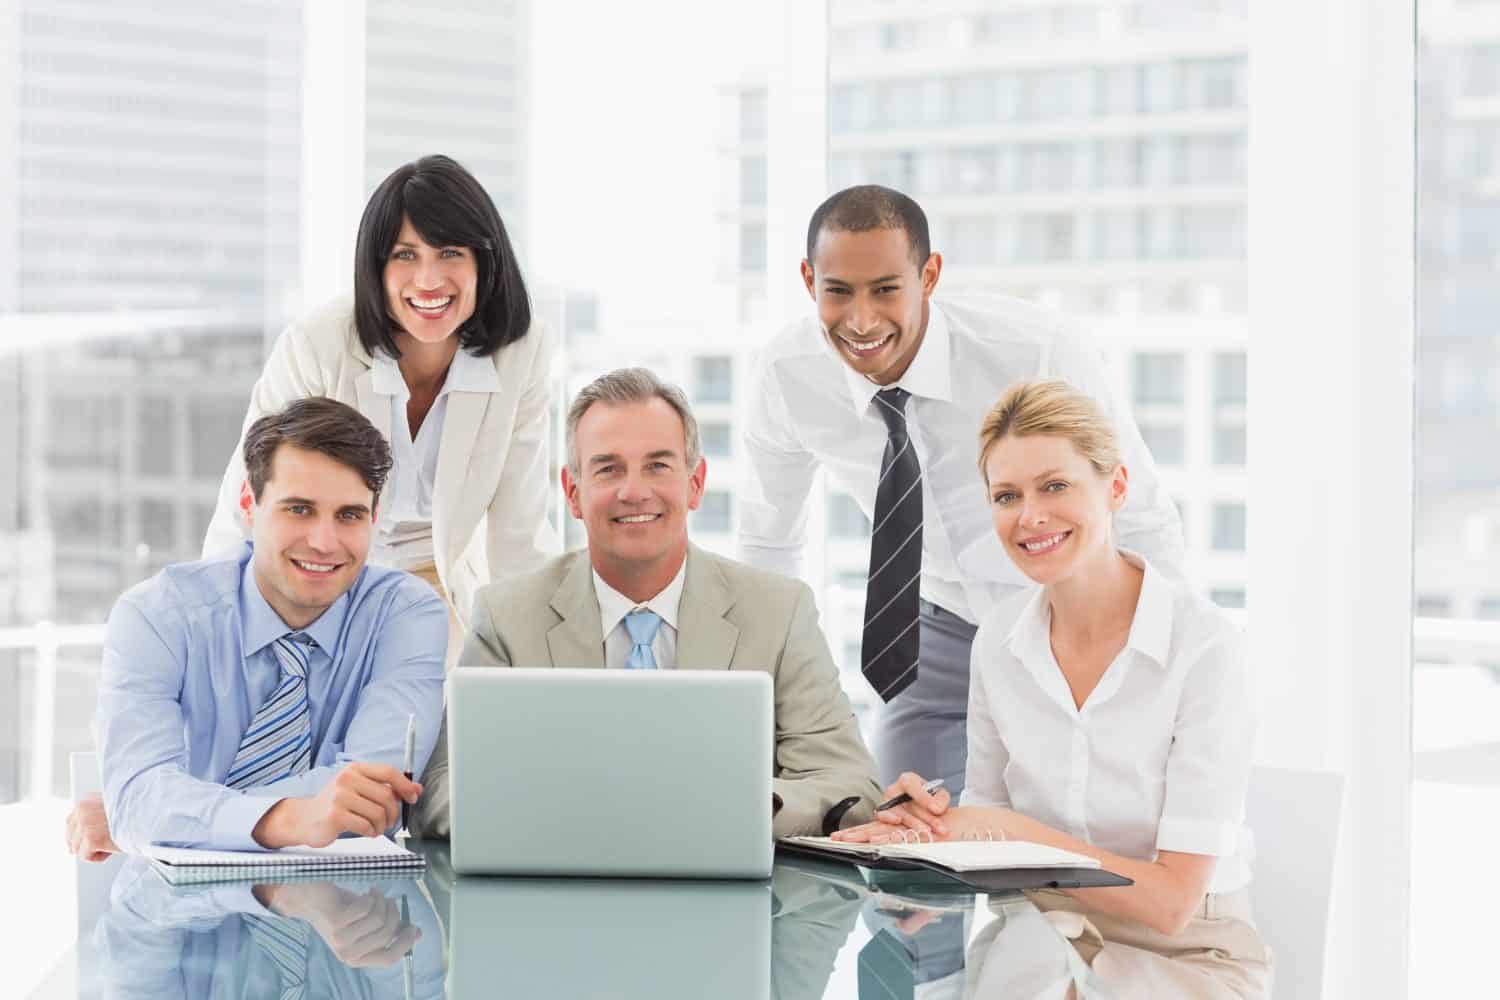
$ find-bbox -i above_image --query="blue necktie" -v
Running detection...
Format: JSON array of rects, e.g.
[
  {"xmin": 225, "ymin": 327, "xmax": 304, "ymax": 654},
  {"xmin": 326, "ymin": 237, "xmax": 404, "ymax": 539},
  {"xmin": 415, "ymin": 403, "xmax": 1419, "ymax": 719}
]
[
  {"xmin": 244, "ymin": 912, "xmax": 310, "ymax": 1000},
  {"xmin": 226, "ymin": 633, "xmax": 314, "ymax": 789},
  {"xmin": 624, "ymin": 610, "xmax": 662, "ymax": 670}
]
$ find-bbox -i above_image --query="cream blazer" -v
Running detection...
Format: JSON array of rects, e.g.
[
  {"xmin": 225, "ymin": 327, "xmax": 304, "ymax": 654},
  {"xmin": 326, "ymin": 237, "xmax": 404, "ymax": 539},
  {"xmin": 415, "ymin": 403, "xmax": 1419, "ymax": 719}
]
[{"xmin": 203, "ymin": 295, "xmax": 560, "ymax": 628}]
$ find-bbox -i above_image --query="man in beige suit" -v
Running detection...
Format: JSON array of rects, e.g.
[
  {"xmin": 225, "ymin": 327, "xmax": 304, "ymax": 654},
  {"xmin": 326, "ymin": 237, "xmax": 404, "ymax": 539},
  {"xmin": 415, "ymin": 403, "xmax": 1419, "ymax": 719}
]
[{"xmin": 415, "ymin": 367, "xmax": 881, "ymax": 839}]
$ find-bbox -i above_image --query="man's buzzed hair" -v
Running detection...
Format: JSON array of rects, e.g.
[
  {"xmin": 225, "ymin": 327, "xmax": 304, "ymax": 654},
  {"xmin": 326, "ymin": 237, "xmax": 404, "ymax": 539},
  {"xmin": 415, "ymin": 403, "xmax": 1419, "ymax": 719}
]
[{"xmin": 805, "ymin": 184, "xmax": 931, "ymax": 268}]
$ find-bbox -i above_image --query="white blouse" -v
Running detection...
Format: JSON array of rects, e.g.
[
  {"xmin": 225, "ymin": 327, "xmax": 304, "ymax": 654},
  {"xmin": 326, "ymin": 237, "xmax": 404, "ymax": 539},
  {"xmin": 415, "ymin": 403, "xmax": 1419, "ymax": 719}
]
[
  {"xmin": 962, "ymin": 551, "xmax": 1255, "ymax": 894},
  {"xmin": 368, "ymin": 346, "xmax": 498, "ymax": 570}
]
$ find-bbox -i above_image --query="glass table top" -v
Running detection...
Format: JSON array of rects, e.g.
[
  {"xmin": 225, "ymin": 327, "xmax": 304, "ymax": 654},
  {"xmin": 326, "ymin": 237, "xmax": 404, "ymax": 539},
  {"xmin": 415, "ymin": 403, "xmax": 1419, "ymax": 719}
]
[{"xmin": 48, "ymin": 840, "xmax": 1131, "ymax": 998}]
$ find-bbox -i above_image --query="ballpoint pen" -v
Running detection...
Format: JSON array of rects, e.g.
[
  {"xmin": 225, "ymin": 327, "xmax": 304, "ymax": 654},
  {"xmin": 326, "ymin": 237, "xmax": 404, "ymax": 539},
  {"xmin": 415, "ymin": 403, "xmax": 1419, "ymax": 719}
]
[
  {"xmin": 876, "ymin": 777, "xmax": 945, "ymax": 813},
  {"xmin": 401, "ymin": 894, "xmax": 415, "ymax": 1000},
  {"xmin": 398, "ymin": 713, "xmax": 415, "ymax": 841}
]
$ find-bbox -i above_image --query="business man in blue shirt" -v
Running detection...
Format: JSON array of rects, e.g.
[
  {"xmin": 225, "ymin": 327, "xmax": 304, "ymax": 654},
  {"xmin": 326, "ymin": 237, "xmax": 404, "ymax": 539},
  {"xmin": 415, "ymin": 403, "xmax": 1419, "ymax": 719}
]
[{"xmin": 66, "ymin": 397, "xmax": 447, "ymax": 858}]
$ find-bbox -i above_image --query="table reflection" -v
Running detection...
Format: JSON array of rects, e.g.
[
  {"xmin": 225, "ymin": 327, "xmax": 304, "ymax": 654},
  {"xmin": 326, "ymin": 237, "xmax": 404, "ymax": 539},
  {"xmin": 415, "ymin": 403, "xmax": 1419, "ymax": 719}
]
[{"xmin": 93, "ymin": 858, "xmax": 445, "ymax": 999}]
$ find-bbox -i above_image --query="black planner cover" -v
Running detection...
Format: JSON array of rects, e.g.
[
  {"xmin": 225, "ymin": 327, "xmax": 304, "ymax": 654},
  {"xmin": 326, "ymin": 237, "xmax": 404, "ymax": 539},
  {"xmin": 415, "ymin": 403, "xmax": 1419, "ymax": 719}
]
[{"xmin": 774, "ymin": 839, "xmax": 1133, "ymax": 893}]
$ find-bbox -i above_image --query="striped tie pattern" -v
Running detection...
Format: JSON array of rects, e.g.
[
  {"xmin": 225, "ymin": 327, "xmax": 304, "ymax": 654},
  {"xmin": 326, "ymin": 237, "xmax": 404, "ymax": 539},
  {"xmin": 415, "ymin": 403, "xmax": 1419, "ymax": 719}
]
[
  {"xmin": 226, "ymin": 634, "xmax": 313, "ymax": 790},
  {"xmin": 862, "ymin": 387, "xmax": 923, "ymax": 702},
  {"xmin": 624, "ymin": 609, "xmax": 662, "ymax": 669},
  {"xmin": 244, "ymin": 912, "xmax": 311, "ymax": 1000}
]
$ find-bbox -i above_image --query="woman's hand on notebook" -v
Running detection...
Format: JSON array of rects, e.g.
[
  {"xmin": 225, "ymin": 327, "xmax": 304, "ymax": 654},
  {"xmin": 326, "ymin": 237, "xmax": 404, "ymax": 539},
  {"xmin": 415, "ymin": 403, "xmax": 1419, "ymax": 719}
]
[{"xmin": 831, "ymin": 771, "xmax": 952, "ymax": 842}]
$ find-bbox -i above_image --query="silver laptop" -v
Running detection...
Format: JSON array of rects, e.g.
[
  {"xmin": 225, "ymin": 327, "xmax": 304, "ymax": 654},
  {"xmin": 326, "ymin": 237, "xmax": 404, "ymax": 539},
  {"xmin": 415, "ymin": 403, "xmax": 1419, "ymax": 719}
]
[
  {"xmin": 447, "ymin": 667, "xmax": 774, "ymax": 878},
  {"xmin": 450, "ymin": 876, "xmax": 771, "ymax": 998}
]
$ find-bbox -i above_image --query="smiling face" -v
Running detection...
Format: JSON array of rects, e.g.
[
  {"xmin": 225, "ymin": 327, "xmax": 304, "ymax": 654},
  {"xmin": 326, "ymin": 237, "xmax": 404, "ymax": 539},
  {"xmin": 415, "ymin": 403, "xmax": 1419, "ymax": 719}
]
[
  {"xmin": 382, "ymin": 216, "xmax": 479, "ymax": 346},
  {"xmin": 244, "ymin": 444, "xmax": 375, "ymax": 630},
  {"xmin": 562, "ymin": 397, "xmax": 706, "ymax": 596},
  {"xmin": 983, "ymin": 433, "xmax": 1128, "ymax": 588},
  {"xmin": 801, "ymin": 226, "xmax": 942, "ymax": 386}
]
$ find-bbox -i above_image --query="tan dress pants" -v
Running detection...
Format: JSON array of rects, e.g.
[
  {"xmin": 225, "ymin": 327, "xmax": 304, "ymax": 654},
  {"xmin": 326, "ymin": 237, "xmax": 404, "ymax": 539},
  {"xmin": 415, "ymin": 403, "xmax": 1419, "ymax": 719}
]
[
  {"xmin": 409, "ymin": 562, "xmax": 465, "ymax": 672},
  {"xmin": 1024, "ymin": 887, "xmax": 1274, "ymax": 1000}
]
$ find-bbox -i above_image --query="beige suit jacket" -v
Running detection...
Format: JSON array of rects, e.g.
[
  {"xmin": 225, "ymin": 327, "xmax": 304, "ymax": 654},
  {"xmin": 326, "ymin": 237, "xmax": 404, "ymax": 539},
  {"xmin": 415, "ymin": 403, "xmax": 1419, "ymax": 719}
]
[
  {"xmin": 201, "ymin": 295, "xmax": 560, "ymax": 628},
  {"xmin": 414, "ymin": 545, "xmax": 882, "ymax": 840}
]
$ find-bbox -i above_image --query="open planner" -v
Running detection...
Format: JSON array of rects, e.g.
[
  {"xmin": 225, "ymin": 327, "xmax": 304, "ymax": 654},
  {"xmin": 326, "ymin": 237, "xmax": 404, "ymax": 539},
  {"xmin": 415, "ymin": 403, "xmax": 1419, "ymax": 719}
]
[
  {"xmin": 775, "ymin": 836, "xmax": 1132, "ymax": 893},
  {"xmin": 145, "ymin": 836, "xmax": 425, "ymax": 886}
]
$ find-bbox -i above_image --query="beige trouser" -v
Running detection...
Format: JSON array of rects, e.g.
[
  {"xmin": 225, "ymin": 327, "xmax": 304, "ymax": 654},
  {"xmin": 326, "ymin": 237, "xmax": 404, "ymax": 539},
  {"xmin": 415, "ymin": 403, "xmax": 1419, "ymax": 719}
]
[
  {"xmin": 410, "ymin": 562, "xmax": 465, "ymax": 672},
  {"xmin": 1024, "ymin": 887, "xmax": 1274, "ymax": 1000}
]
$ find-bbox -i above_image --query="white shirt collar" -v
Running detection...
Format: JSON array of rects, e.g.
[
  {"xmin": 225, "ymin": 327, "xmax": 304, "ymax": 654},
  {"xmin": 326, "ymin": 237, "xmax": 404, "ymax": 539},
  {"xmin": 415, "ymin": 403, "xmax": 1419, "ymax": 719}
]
[
  {"xmin": 592, "ymin": 557, "xmax": 688, "ymax": 643},
  {"xmin": 1005, "ymin": 550, "xmax": 1173, "ymax": 672},
  {"xmin": 837, "ymin": 302, "xmax": 955, "ymax": 416},
  {"xmin": 369, "ymin": 345, "xmax": 500, "ymax": 401}
]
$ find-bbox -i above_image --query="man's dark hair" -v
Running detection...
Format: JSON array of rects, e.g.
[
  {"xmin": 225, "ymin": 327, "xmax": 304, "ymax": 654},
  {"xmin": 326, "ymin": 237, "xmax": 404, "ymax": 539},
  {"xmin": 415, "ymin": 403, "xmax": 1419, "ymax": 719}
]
[
  {"xmin": 353, "ymin": 153, "xmax": 532, "ymax": 360},
  {"xmin": 243, "ymin": 398, "xmax": 393, "ymax": 506},
  {"xmin": 804, "ymin": 184, "xmax": 931, "ymax": 268}
]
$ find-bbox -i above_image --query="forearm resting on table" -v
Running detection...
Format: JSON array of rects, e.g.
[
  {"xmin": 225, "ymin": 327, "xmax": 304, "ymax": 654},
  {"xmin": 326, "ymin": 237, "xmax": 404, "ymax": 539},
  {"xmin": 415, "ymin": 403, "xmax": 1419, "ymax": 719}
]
[{"xmin": 978, "ymin": 806, "xmax": 1216, "ymax": 937}]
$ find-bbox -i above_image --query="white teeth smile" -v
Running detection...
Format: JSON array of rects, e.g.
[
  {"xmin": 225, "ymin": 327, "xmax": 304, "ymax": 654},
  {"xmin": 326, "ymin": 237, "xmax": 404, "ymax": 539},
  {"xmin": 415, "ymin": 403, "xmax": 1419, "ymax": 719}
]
[
  {"xmin": 1021, "ymin": 532, "xmax": 1069, "ymax": 553},
  {"xmin": 840, "ymin": 333, "xmax": 892, "ymax": 356},
  {"xmin": 293, "ymin": 559, "xmax": 337, "ymax": 573},
  {"xmin": 615, "ymin": 514, "xmax": 660, "ymax": 524},
  {"xmin": 409, "ymin": 295, "xmax": 453, "ymax": 312}
]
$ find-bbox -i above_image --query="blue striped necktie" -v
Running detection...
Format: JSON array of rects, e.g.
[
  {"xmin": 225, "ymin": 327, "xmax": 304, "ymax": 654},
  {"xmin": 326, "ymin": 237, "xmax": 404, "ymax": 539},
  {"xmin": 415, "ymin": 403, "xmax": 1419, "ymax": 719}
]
[
  {"xmin": 244, "ymin": 911, "xmax": 311, "ymax": 1000},
  {"xmin": 624, "ymin": 610, "xmax": 662, "ymax": 669},
  {"xmin": 226, "ymin": 633, "xmax": 314, "ymax": 789}
]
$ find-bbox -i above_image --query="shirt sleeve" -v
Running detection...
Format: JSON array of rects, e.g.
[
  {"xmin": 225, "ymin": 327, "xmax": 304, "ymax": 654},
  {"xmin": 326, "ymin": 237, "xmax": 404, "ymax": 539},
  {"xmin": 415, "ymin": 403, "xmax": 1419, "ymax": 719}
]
[
  {"xmin": 96, "ymin": 594, "xmax": 281, "ymax": 853},
  {"xmin": 1047, "ymin": 330, "xmax": 1187, "ymax": 579},
  {"xmin": 202, "ymin": 315, "xmax": 326, "ymax": 559},
  {"xmin": 1156, "ymin": 627, "xmax": 1256, "ymax": 856},
  {"xmin": 737, "ymin": 351, "xmax": 820, "ymax": 583},
  {"xmin": 959, "ymin": 621, "xmax": 1013, "ymax": 809},
  {"xmin": 228, "ymin": 583, "xmax": 450, "ymax": 836}
]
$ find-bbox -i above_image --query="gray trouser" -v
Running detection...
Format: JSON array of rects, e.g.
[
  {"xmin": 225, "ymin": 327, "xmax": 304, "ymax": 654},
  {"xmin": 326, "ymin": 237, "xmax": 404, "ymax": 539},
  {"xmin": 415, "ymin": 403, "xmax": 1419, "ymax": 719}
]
[{"xmin": 870, "ymin": 600, "xmax": 978, "ymax": 800}]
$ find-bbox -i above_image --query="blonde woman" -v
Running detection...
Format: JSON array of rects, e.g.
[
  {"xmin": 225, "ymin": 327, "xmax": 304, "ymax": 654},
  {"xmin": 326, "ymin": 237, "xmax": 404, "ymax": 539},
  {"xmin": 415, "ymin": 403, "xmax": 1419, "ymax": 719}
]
[{"xmin": 835, "ymin": 378, "xmax": 1271, "ymax": 998}]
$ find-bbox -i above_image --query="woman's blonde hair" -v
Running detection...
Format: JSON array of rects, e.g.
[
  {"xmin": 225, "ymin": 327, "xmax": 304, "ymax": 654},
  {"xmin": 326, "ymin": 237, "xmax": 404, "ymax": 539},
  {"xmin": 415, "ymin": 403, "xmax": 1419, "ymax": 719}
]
[{"xmin": 977, "ymin": 377, "xmax": 1121, "ymax": 481}]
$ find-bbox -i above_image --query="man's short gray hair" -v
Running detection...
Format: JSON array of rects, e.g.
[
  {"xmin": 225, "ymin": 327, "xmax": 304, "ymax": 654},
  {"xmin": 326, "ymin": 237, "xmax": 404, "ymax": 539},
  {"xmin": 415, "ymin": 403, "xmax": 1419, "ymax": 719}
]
[{"xmin": 565, "ymin": 367, "xmax": 702, "ymax": 475}]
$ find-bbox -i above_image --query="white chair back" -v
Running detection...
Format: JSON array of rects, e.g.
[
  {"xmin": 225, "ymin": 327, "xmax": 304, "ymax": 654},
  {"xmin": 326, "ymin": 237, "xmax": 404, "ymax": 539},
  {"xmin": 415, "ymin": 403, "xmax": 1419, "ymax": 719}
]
[{"xmin": 1245, "ymin": 765, "xmax": 1344, "ymax": 1000}]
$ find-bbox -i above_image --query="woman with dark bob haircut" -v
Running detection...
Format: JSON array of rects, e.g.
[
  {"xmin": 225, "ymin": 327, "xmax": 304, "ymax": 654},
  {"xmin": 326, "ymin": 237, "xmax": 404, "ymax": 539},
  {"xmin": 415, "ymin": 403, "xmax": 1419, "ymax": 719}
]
[{"xmin": 205, "ymin": 154, "xmax": 559, "ymax": 661}]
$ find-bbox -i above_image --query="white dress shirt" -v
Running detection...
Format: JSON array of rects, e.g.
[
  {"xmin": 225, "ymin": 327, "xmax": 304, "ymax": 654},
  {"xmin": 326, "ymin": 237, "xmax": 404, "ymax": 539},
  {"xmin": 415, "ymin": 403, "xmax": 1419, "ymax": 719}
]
[
  {"xmin": 962, "ymin": 552, "xmax": 1255, "ymax": 894},
  {"xmin": 739, "ymin": 296, "xmax": 1185, "ymax": 626},
  {"xmin": 369, "ymin": 346, "xmax": 499, "ymax": 570},
  {"xmin": 593, "ymin": 560, "xmax": 687, "ymax": 669}
]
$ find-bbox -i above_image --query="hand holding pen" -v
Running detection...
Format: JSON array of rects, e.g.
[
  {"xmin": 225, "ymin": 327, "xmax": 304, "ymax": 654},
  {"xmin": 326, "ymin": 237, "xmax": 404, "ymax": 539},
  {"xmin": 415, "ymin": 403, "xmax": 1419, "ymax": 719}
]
[
  {"xmin": 397, "ymin": 714, "xmax": 415, "ymax": 841},
  {"xmin": 874, "ymin": 774, "xmax": 951, "ymax": 836}
]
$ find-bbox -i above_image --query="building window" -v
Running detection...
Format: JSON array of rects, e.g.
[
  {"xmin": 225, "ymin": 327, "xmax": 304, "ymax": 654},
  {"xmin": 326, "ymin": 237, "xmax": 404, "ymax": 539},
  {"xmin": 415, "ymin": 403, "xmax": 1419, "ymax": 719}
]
[
  {"xmin": 1139, "ymin": 424, "xmax": 1186, "ymax": 465},
  {"xmin": 739, "ymin": 88, "xmax": 768, "ymax": 141},
  {"xmin": 1415, "ymin": 594, "xmax": 1452, "ymax": 618},
  {"xmin": 700, "ymin": 421, "xmax": 731, "ymax": 458},
  {"xmin": 694, "ymin": 490, "xmax": 732, "ymax": 533},
  {"xmin": 828, "ymin": 492, "xmax": 871, "ymax": 539},
  {"xmin": 739, "ymin": 223, "xmax": 766, "ymax": 274},
  {"xmin": 1132, "ymin": 352, "xmax": 1186, "ymax": 405},
  {"xmin": 739, "ymin": 155, "xmax": 767, "ymax": 207},
  {"xmin": 1476, "ymin": 597, "xmax": 1500, "ymax": 621},
  {"xmin": 693, "ymin": 356, "xmax": 733, "ymax": 404},
  {"xmin": 1211, "ymin": 588, "xmax": 1246, "ymax": 609},
  {"xmin": 1211, "ymin": 502, "xmax": 1247, "ymax": 551},
  {"xmin": 1213, "ymin": 351, "xmax": 1247, "ymax": 466}
]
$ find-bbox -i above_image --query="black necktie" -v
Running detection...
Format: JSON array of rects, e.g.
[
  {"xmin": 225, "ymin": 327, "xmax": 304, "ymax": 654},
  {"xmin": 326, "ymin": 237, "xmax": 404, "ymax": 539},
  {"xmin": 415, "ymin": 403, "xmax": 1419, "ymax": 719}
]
[{"xmin": 862, "ymin": 387, "xmax": 923, "ymax": 701}]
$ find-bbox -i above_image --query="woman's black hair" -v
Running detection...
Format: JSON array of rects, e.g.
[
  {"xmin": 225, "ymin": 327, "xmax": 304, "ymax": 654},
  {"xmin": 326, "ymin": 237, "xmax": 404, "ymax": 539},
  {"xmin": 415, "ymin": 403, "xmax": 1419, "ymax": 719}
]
[{"xmin": 353, "ymin": 154, "xmax": 531, "ymax": 359}]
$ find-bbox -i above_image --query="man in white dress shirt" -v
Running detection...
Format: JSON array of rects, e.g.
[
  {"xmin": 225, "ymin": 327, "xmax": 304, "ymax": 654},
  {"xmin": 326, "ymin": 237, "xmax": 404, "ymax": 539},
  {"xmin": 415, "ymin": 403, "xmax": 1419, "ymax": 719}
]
[{"xmin": 738, "ymin": 185, "xmax": 1186, "ymax": 797}]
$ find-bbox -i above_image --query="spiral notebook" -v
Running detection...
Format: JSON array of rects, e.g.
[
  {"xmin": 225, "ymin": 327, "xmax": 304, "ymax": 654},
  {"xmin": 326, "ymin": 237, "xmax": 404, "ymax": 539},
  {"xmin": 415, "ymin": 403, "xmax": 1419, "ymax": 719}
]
[{"xmin": 145, "ymin": 836, "xmax": 425, "ymax": 886}]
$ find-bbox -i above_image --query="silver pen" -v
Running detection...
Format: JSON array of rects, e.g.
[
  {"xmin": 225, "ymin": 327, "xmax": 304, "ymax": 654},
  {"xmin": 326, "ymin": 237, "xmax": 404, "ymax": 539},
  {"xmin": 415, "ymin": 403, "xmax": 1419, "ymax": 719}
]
[{"xmin": 398, "ymin": 713, "xmax": 415, "ymax": 840}]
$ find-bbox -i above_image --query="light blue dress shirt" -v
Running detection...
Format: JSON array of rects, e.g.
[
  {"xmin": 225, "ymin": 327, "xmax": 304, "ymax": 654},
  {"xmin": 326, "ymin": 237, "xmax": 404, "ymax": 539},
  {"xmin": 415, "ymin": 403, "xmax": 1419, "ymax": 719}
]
[{"xmin": 96, "ymin": 542, "xmax": 448, "ymax": 852}]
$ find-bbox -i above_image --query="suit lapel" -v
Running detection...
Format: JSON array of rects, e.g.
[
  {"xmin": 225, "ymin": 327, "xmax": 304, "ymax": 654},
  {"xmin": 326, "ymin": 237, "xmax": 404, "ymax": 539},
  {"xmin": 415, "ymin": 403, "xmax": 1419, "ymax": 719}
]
[
  {"xmin": 546, "ymin": 552, "xmax": 606, "ymax": 668},
  {"xmin": 675, "ymin": 546, "xmax": 740, "ymax": 669},
  {"xmin": 433, "ymin": 391, "xmax": 486, "ymax": 567},
  {"xmin": 354, "ymin": 368, "xmax": 391, "ymax": 444}
]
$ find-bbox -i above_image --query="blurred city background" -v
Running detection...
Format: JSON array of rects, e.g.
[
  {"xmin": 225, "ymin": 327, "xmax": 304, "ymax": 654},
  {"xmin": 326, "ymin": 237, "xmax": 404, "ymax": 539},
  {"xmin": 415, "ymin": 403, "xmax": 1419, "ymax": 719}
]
[{"xmin": 0, "ymin": 0, "xmax": 1494, "ymax": 993}]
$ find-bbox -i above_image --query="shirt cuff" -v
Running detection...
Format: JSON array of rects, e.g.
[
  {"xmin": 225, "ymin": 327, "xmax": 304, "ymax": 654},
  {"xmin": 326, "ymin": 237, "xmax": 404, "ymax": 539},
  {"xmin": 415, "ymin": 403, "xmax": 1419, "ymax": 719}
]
[
  {"xmin": 209, "ymin": 792, "xmax": 284, "ymax": 851},
  {"xmin": 1156, "ymin": 816, "xmax": 1240, "ymax": 856}
]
